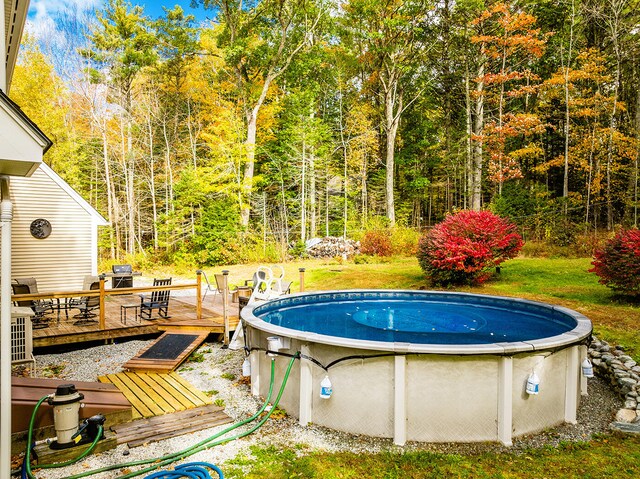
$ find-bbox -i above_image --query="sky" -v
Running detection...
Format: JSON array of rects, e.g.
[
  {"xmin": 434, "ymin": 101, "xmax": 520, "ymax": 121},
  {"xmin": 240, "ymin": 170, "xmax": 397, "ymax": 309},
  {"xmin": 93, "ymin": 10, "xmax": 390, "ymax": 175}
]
[
  {"xmin": 28, "ymin": 0, "xmax": 211, "ymax": 23},
  {"xmin": 24, "ymin": 0, "xmax": 212, "ymax": 75},
  {"xmin": 26, "ymin": 0, "xmax": 211, "ymax": 39}
]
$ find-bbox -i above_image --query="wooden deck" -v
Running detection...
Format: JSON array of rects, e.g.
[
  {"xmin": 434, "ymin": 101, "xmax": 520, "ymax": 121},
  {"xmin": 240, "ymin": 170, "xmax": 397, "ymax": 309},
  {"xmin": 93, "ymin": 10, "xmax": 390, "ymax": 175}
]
[
  {"xmin": 122, "ymin": 331, "xmax": 209, "ymax": 373},
  {"xmin": 98, "ymin": 371, "xmax": 212, "ymax": 419},
  {"xmin": 32, "ymin": 294, "xmax": 240, "ymax": 348}
]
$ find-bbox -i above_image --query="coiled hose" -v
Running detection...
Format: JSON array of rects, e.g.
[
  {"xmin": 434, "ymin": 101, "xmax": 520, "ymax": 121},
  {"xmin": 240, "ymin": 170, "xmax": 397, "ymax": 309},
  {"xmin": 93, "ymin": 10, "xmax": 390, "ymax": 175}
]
[
  {"xmin": 142, "ymin": 462, "xmax": 223, "ymax": 478},
  {"xmin": 25, "ymin": 355, "xmax": 296, "ymax": 479}
]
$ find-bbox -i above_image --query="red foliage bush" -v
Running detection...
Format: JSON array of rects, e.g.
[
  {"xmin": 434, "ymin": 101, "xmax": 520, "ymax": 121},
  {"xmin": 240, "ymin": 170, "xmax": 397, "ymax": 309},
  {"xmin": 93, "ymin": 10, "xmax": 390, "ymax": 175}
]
[
  {"xmin": 360, "ymin": 229, "xmax": 393, "ymax": 257},
  {"xmin": 589, "ymin": 229, "xmax": 640, "ymax": 296},
  {"xmin": 417, "ymin": 210, "xmax": 524, "ymax": 285}
]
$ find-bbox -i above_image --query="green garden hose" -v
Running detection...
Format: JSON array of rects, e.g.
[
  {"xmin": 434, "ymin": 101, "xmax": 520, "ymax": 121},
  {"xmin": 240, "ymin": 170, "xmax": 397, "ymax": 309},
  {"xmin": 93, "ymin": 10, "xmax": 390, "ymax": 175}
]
[{"xmin": 25, "ymin": 354, "xmax": 297, "ymax": 479}]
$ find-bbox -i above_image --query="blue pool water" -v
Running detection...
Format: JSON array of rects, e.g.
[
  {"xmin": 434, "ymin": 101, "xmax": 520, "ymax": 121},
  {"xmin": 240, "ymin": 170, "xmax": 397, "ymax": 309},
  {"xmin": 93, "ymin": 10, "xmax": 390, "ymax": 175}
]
[{"xmin": 253, "ymin": 294, "xmax": 577, "ymax": 345}]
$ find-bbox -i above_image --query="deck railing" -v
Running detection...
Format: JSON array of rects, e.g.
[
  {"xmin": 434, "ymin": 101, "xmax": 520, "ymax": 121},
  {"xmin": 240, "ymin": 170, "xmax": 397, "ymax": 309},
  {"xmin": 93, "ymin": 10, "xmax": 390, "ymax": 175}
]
[{"xmin": 10, "ymin": 272, "xmax": 205, "ymax": 330}]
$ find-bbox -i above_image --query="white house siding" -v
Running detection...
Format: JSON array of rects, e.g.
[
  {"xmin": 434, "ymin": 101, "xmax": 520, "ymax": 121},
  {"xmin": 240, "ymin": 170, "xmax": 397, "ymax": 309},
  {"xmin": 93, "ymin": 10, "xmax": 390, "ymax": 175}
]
[{"xmin": 7, "ymin": 167, "xmax": 101, "ymax": 292}]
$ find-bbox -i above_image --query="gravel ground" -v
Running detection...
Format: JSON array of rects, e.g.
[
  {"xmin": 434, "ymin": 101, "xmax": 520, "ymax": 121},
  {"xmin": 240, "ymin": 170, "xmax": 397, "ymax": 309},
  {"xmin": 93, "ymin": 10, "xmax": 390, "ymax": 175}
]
[{"xmin": 24, "ymin": 339, "xmax": 623, "ymax": 478}]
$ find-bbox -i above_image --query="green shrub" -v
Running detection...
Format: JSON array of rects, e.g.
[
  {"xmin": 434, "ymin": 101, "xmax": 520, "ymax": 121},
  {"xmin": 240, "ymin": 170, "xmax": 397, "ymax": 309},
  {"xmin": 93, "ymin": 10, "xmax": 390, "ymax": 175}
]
[
  {"xmin": 360, "ymin": 230, "xmax": 393, "ymax": 256},
  {"xmin": 390, "ymin": 227, "xmax": 420, "ymax": 256}
]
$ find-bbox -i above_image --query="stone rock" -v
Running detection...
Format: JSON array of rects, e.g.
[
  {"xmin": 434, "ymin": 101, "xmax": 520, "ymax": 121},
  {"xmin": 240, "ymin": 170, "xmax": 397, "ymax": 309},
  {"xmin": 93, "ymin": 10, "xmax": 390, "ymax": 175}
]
[
  {"xmin": 592, "ymin": 358, "xmax": 602, "ymax": 367},
  {"xmin": 619, "ymin": 378, "xmax": 637, "ymax": 394},
  {"xmin": 615, "ymin": 408, "xmax": 638, "ymax": 423},
  {"xmin": 600, "ymin": 344, "xmax": 611, "ymax": 353},
  {"xmin": 624, "ymin": 360, "xmax": 637, "ymax": 369},
  {"xmin": 632, "ymin": 366, "xmax": 640, "ymax": 374},
  {"xmin": 615, "ymin": 371, "xmax": 631, "ymax": 379},
  {"xmin": 590, "ymin": 350, "xmax": 602, "ymax": 358},
  {"xmin": 625, "ymin": 399, "xmax": 638, "ymax": 409},
  {"xmin": 602, "ymin": 353, "xmax": 615, "ymax": 364}
]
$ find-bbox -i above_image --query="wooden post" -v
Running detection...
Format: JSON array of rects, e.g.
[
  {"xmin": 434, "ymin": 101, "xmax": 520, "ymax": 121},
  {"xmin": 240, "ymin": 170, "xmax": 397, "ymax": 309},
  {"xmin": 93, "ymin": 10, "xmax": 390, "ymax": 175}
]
[
  {"xmin": 196, "ymin": 270, "xmax": 202, "ymax": 320},
  {"xmin": 299, "ymin": 268, "xmax": 306, "ymax": 292},
  {"xmin": 222, "ymin": 270, "xmax": 229, "ymax": 346},
  {"xmin": 98, "ymin": 274, "xmax": 106, "ymax": 331}
]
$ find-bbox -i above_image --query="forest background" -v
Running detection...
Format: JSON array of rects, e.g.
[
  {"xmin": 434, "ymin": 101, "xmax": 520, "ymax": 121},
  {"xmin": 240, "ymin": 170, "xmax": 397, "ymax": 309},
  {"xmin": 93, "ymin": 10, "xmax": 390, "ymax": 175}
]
[{"xmin": 13, "ymin": 0, "xmax": 640, "ymax": 267}]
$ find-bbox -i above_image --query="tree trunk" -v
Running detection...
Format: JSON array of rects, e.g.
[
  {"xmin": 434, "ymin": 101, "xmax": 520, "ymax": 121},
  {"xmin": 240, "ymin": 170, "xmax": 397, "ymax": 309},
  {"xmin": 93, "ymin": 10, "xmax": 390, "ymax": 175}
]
[
  {"xmin": 465, "ymin": 62, "xmax": 473, "ymax": 209},
  {"xmin": 385, "ymin": 86, "xmax": 400, "ymax": 226},
  {"xmin": 471, "ymin": 58, "xmax": 484, "ymax": 211},
  {"xmin": 310, "ymin": 151, "xmax": 317, "ymax": 238},
  {"xmin": 301, "ymin": 137, "xmax": 307, "ymax": 242},
  {"xmin": 146, "ymin": 105, "xmax": 158, "ymax": 250},
  {"xmin": 101, "ymin": 123, "xmax": 116, "ymax": 259},
  {"xmin": 562, "ymin": 0, "xmax": 576, "ymax": 203}
]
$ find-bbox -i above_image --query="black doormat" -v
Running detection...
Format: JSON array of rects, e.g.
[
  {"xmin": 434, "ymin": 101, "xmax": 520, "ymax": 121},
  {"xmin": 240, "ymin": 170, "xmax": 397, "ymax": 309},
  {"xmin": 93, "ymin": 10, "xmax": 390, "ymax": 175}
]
[{"xmin": 139, "ymin": 334, "xmax": 199, "ymax": 360}]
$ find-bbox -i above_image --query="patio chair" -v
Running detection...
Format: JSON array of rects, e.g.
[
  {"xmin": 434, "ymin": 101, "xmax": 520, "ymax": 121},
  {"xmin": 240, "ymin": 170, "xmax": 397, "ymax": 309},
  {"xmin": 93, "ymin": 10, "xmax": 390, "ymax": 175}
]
[
  {"xmin": 11, "ymin": 282, "xmax": 53, "ymax": 329},
  {"xmin": 201, "ymin": 271, "xmax": 237, "ymax": 303},
  {"xmin": 139, "ymin": 278, "xmax": 172, "ymax": 320},
  {"xmin": 69, "ymin": 277, "xmax": 101, "ymax": 325}
]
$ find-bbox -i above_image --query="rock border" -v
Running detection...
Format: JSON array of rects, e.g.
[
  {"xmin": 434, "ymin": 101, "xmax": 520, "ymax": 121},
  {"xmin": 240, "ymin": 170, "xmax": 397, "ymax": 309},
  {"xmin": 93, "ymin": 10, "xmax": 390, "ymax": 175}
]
[{"xmin": 589, "ymin": 335, "xmax": 640, "ymax": 429}]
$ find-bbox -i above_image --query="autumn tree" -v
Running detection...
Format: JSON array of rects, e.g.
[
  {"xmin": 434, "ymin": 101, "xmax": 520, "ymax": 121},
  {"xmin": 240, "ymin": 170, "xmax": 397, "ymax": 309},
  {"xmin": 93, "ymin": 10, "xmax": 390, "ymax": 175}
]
[
  {"xmin": 471, "ymin": 2, "xmax": 548, "ymax": 197},
  {"xmin": 343, "ymin": 0, "xmax": 434, "ymax": 226},
  {"xmin": 197, "ymin": 0, "xmax": 324, "ymax": 228},
  {"xmin": 81, "ymin": 0, "xmax": 157, "ymax": 256}
]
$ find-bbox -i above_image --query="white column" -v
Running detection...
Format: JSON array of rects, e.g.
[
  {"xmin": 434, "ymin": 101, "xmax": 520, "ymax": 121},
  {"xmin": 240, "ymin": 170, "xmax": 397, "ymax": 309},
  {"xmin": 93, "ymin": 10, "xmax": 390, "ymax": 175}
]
[
  {"xmin": 497, "ymin": 356, "xmax": 513, "ymax": 446},
  {"xmin": 393, "ymin": 355, "xmax": 406, "ymax": 446},
  {"xmin": 579, "ymin": 345, "xmax": 588, "ymax": 396},
  {"xmin": 1, "ymin": 178, "xmax": 13, "ymax": 476},
  {"xmin": 250, "ymin": 350, "xmax": 260, "ymax": 396},
  {"xmin": 299, "ymin": 344, "xmax": 313, "ymax": 426},
  {"xmin": 565, "ymin": 346, "xmax": 579, "ymax": 424},
  {"xmin": 0, "ymin": 4, "xmax": 6, "ymax": 92}
]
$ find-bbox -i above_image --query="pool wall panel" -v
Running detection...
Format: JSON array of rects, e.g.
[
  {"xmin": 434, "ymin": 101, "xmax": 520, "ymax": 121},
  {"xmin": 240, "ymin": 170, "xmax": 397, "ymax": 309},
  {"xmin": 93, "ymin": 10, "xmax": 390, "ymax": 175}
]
[
  {"xmin": 511, "ymin": 350, "xmax": 568, "ymax": 436},
  {"xmin": 406, "ymin": 355, "xmax": 499, "ymax": 442}
]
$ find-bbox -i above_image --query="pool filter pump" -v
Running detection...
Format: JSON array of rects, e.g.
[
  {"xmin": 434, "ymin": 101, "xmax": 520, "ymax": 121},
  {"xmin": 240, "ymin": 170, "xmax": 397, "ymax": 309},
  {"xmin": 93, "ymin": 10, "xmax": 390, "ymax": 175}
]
[{"xmin": 47, "ymin": 384, "xmax": 106, "ymax": 450}]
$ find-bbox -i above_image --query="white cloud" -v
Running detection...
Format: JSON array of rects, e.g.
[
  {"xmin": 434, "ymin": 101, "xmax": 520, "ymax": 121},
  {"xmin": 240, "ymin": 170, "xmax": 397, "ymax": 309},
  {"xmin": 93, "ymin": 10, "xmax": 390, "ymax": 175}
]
[
  {"xmin": 26, "ymin": 0, "xmax": 102, "ymax": 39},
  {"xmin": 24, "ymin": 0, "xmax": 103, "ymax": 80}
]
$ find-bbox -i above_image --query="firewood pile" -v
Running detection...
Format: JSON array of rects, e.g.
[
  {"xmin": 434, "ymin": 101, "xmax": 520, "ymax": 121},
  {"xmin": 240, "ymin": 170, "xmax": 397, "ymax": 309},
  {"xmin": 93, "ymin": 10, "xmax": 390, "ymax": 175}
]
[{"xmin": 306, "ymin": 236, "xmax": 360, "ymax": 258}]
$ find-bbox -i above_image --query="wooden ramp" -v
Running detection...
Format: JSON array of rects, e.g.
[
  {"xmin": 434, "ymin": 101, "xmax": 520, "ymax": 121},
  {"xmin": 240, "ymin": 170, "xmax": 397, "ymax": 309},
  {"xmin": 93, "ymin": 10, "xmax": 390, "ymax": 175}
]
[
  {"xmin": 112, "ymin": 404, "xmax": 232, "ymax": 447},
  {"xmin": 98, "ymin": 371, "xmax": 211, "ymax": 419},
  {"xmin": 122, "ymin": 331, "xmax": 209, "ymax": 373}
]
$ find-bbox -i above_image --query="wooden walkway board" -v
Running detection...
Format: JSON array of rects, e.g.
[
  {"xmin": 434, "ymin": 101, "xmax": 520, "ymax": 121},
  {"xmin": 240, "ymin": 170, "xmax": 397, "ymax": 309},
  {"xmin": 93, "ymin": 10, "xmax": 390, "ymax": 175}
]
[
  {"xmin": 112, "ymin": 404, "xmax": 232, "ymax": 448},
  {"xmin": 122, "ymin": 331, "xmax": 209, "ymax": 373},
  {"xmin": 98, "ymin": 372, "xmax": 211, "ymax": 419}
]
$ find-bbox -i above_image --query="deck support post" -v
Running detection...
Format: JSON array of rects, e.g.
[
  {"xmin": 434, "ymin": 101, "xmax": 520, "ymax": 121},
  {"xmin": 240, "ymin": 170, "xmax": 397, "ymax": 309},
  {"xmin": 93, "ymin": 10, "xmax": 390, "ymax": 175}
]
[
  {"xmin": 299, "ymin": 344, "xmax": 313, "ymax": 426},
  {"xmin": 565, "ymin": 345, "xmax": 579, "ymax": 424},
  {"xmin": 196, "ymin": 270, "xmax": 202, "ymax": 320},
  {"xmin": 497, "ymin": 356, "xmax": 513, "ymax": 446},
  {"xmin": 299, "ymin": 268, "xmax": 305, "ymax": 292},
  {"xmin": 98, "ymin": 274, "xmax": 106, "ymax": 330},
  {"xmin": 393, "ymin": 355, "xmax": 406, "ymax": 446},
  {"xmin": 222, "ymin": 270, "xmax": 229, "ymax": 346}
]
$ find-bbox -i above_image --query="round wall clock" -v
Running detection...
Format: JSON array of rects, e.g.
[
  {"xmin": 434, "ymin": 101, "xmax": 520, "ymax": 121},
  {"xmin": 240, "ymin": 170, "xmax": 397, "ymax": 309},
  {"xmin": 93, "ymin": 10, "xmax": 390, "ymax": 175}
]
[{"xmin": 30, "ymin": 219, "xmax": 52, "ymax": 239}]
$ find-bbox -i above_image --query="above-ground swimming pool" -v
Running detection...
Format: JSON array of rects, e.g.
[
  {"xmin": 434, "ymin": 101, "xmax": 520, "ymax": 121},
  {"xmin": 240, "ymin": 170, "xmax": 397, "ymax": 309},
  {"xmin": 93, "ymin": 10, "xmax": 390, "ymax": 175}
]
[{"xmin": 242, "ymin": 291, "xmax": 592, "ymax": 445}]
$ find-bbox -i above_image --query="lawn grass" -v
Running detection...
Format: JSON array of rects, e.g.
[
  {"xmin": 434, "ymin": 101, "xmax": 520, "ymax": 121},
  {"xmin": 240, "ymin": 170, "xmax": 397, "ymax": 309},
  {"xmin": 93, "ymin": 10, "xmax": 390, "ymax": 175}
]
[{"xmin": 225, "ymin": 435, "xmax": 640, "ymax": 478}]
